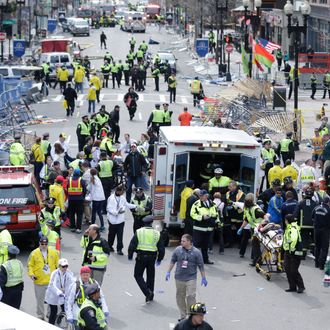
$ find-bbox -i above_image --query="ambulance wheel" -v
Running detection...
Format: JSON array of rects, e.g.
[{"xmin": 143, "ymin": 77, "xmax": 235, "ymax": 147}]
[{"xmin": 266, "ymin": 273, "xmax": 271, "ymax": 281}]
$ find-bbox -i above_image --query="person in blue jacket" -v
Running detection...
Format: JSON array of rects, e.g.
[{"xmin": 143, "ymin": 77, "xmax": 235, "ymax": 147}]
[{"xmin": 267, "ymin": 187, "xmax": 284, "ymax": 225}]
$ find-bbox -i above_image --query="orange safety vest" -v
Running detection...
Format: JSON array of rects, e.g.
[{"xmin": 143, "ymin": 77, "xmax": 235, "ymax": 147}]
[{"xmin": 67, "ymin": 178, "xmax": 83, "ymax": 195}]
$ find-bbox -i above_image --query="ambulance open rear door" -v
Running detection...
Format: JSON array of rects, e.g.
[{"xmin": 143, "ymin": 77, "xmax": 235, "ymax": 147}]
[{"xmin": 239, "ymin": 154, "xmax": 257, "ymax": 194}]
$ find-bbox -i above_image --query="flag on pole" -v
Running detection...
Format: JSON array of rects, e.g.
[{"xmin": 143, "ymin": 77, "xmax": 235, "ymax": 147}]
[
  {"xmin": 257, "ymin": 37, "xmax": 281, "ymax": 53},
  {"xmin": 253, "ymin": 57, "xmax": 264, "ymax": 72},
  {"xmin": 241, "ymin": 43, "xmax": 249, "ymax": 75},
  {"xmin": 254, "ymin": 43, "xmax": 275, "ymax": 69}
]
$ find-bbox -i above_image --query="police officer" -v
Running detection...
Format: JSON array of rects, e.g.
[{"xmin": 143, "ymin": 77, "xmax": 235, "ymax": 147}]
[
  {"xmin": 123, "ymin": 60, "xmax": 131, "ymax": 86},
  {"xmin": 129, "ymin": 36, "xmax": 136, "ymax": 52},
  {"xmin": 41, "ymin": 132, "xmax": 51, "ymax": 158},
  {"xmin": 77, "ymin": 283, "xmax": 107, "ymax": 329},
  {"xmin": 276, "ymin": 50, "xmax": 283, "ymax": 71},
  {"xmin": 0, "ymin": 229, "xmax": 13, "ymax": 265},
  {"xmin": 277, "ymin": 132, "xmax": 295, "ymax": 164},
  {"xmin": 110, "ymin": 60, "xmax": 120, "ymax": 89},
  {"xmin": 137, "ymin": 62, "xmax": 146, "ymax": 92},
  {"xmin": 126, "ymin": 50, "xmax": 135, "ymax": 68},
  {"xmin": 76, "ymin": 115, "xmax": 91, "ymax": 152},
  {"xmin": 0, "ymin": 245, "xmax": 24, "ymax": 309},
  {"xmin": 147, "ymin": 104, "xmax": 164, "ymax": 135},
  {"xmin": 40, "ymin": 197, "xmax": 64, "ymax": 237},
  {"xmin": 310, "ymin": 72, "xmax": 317, "ymax": 99},
  {"xmin": 283, "ymin": 214, "xmax": 305, "ymax": 293},
  {"xmin": 261, "ymin": 139, "xmax": 276, "ymax": 188},
  {"xmin": 95, "ymin": 106, "xmax": 110, "ymax": 136},
  {"xmin": 190, "ymin": 190, "xmax": 220, "ymax": 264},
  {"xmin": 128, "ymin": 215, "xmax": 165, "ymax": 302},
  {"xmin": 101, "ymin": 60, "xmax": 111, "ymax": 88},
  {"xmin": 312, "ymin": 196, "xmax": 330, "ymax": 270},
  {"xmin": 190, "ymin": 77, "xmax": 203, "ymax": 107},
  {"xmin": 131, "ymin": 187, "xmax": 152, "ymax": 233},
  {"xmin": 152, "ymin": 64, "xmax": 160, "ymax": 91},
  {"xmin": 322, "ymin": 71, "xmax": 330, "ymax": 99},
  {"xmin": 9, "ymin": 135, "xmax": 25, "ymax": 165},
  {"xmin": 41, "ymin": 61, "xmax": 52, "ymax": 87},
  {"xmin": 162, "ymin": 103, "xmax": 173, "ymax": 126},
  {"xmin": 208, "ymin": 168, "xmax": 232, "ymax": 197},
  {"xmin": 168, "ymin": 72, "xmax": 177, "ymax": 103}
]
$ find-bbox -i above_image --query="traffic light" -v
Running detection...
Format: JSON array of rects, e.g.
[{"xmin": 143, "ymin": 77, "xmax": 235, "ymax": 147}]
[{"xmin": 224, "ymin": 34, "xmax": 232, "ymax": 44}]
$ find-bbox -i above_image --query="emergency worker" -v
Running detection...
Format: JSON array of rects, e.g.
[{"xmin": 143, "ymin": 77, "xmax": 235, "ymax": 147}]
[
  {"xmin": 311, "ymin": 128, "xmax": 323, "ymax": 166},
  {"xmin": 128, "ymin": 215, "xmax": 165, "ymax": 302},
  {"xmin": 9, "ymin": 135, "xmax": 25, "ymax": 165},
  {"xmin": 179, "ymin": 180, "xmax": 194, "ymax": 222},
  {"xmin": 41, "ymin": 132, "xmax": 51, "ymax": 158},
  {"xmin": 131, "ymin": 188, "xmax": 152, "ymax": 233},
  {"xmin": 267, "ymin": 159, "xmax": 283, "ymax": 186},
  {"xmin": 281, "ymin": 160, "xmax": 298, "ymax": 185},
  {"xmin": 40, "ymin": 197, "xmax": 63, "ymax": 237},
  {"xmin": 147, "ymin": 104, "xmax": 164, "ymax": 135},
  {"xmin": 297, "ymin": 159, "xmax": 316, "ymax": 190},
  {"xmin": 261, "ymin": 139, "xmax": 276, "ymax": 188},
  {"xmin": 190, "ymin": 77, "xmax": 203, "ymax": 107},
  {"xmin": 49, "ymin": 176, "xmax": 65, "ymax": 212},
  {"xmin": 277, "ymin": 132, "xmax": 295, "ymax": 164},
  {"xmin": 208, "ymin": 168, "xmax": 232, "ymax": 196},
  {"xmin": 0, "ymin": 229, "xmax": 13, "ymax": 265},
  {"xmin": 76, "ymin": 115, "xmax": 91, "ymax": 152},
  {"xmin": 152, "ymin": 64, "xmax": 160, "ymax": 91},
  {"xmin": 40, "ymin": 220, "xmax": 60, "ymax": 253},
  {"xmin": 57, "ymin": 65, "xmax": 70, "ymax": 93},
  {"xmin": 101, "ymin": 61, "xmax": 111, "ymax": 88},
  {"xmin": 162, "ymin": 103, "xmax": 173, "ymax": 126}
]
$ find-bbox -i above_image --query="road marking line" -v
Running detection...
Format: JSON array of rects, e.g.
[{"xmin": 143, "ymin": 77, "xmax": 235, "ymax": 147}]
[
  {"xmin": 77, "ymin": 94, "xmax": 85, "ymax": 101},
  {"xmin": 117, "ymin": 94, "xmax": 124, "ymax": 101},
  {"xmin": 53, "ymin": 95, "xmax": 62, "ymax": 102},
  {"xmin": 169, "ymin": 323, "xmax": 175, "ymax": 329},
  {"xmin": 124, "ymin": 291, "xmax": 133, "ymax": 297},
  {"xmin": 181, "ymin": 96, "xmax": 188, "ymax": 104},
  {"xmin": 160, "ymin": 95, "xmax": 166, "ymax": 102},
  {"xmin": 138, "ymin": 112, "xmax": 142, "ymax": 120},
  {"xmin": 99, "ymin": 94, "xmax": 105, "ymax": 101},
  {"xmin": 139, "ymin": 94, "xmax": 144, "ymax": 101}
]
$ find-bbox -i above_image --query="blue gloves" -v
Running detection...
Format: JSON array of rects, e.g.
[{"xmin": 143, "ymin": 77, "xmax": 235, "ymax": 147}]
[
  {"xmin": 237, "ymin": 227, "xmax": 243, "ymax": 236},
  {"xmin": 67, "ymin": 318, "xmax": 74, "ymax": 324},
  {"xmin": 155, "ymin": 260, "xmax": 161, "ymax": 266},
  {"xmin": 165, "ymin": 272, "xmax": 171, "ymax": 281},
  {"xmin": 104, "ymin": 312, "xmax": 110, "ymax": 318},
  {"xmin": 201, "ymin": 277, "xmax": 208, "ymax": 287}
]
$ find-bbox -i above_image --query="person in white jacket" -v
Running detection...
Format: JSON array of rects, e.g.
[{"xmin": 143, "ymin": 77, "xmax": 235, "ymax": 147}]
[
  {"xmin": 297, "ymin": 159, "xmax": 317, "ymax": 190},
  {"xmin": 90, "ymin": 168, "xmax": 106, "ymax": 231},
  {"xmin": 65, "ymin": 266, "xmax": 109, "ymax": 328},
  {"xmin": 45, "ymin": 258, "xmax": 75, "ymax": 325},
  {"xmin": 107, "ymin": 185, "xmax": 137, "ymax": 255}
]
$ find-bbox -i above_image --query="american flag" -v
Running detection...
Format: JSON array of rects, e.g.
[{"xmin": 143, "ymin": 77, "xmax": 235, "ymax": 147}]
[{"xmin": 257, "ymin": 37, "xmax": 281, "ymax": 53}]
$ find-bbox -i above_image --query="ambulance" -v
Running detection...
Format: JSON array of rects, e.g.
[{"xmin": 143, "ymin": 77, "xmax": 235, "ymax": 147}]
[{"xmin": 152, "ymin": 126, "xmax": 261, "ymax": 232}]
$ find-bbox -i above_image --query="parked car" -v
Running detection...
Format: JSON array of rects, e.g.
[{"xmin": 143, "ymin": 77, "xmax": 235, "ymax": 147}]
[
  {"xmin": 156, "ymin": 50, "xmax": 177, "ymax": 72},
  {"xmin": 71, "ymin": 18, "xmax": 90, "ymax": 36},
  {"xmin": 0, "ymin": 65, "xmax": 41, "ymax": 79}
]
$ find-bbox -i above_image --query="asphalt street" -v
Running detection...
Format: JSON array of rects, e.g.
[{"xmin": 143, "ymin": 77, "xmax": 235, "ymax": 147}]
[{"xmin": 16, "ymin": 24, "xmax": 330, "ymax": 330}]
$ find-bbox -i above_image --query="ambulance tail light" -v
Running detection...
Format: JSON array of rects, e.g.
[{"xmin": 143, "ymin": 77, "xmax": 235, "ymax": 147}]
[
  {"xmin": 237, "ymin": 145, "xmax": 256, "ymax": 149},
  {"xmin": 159, "ymin": 147, "xmax": 167, "ymax": 155}
]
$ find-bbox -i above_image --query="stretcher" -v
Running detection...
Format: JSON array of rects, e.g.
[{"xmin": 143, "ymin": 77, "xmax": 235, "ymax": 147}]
[{"xmin": 255, "ymin": 222, "xmax": 284, "ymax": 281}]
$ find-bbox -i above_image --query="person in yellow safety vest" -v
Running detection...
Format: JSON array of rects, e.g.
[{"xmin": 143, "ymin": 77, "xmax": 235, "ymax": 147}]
[
  {"xmin": 237, "ymin": 193, "xmax": 266, "ymax": 266},
  {"xmin": 110, "ymin": 61, "xmax": 120, "ymax": 89},
  {"xmin": 129, "ymin": 36, "xmax": 136, "ymax": 52},
  {"xmin": 297, "ymin": 159, "xmax": 316, "ymax": 190},
  {"xmin": 87, "ymin": 83, "xmax": 97, "ymax": 114},
  {"xmin": 190, "ymin": 190, "xmax": 221, "ymax": 264},
  {"xmin": 128, "ymin": 215, "xmax": 165, "ymax": 302},
  {"xmin": 261, "ymin": 139, "xmax": 276, "ymax": 188},
  {"xmin": 179, "ymin": 180, "xmax": 194, "ymax": 221},
  {"xmin": 322, "ymin": 71, "xmax": 330, "ymax": 99},
  {"xmin": 319, "ymin": 116, "xmax": 330, "ymax": 137},
  {"xmin": 69, "ymin": 152, "xmax": 85, "ymax": 170},
  {"xmin": 100, "ymin": 131, "xmax": 116, "ymax": 157},
  {"xmin": 77, "ymin": 283, "xmax": 107, "ymax": 329},
  {"xmin": 277, "ymin": 132, "xmax": 295, "ymax": 164},
  {"xmin": 95, "ymin": 105, "xmax": 110, "ymax": 132},
  {"xmin": 147, "ymin": 104, "xmax": 164, "ymax": 135},
  {"xmin": 282, "ymin": 214, "xmax": 305, "ymax": 293},
  {"xmin": 126, "ymin": 50, "xmax": 135, "ymax": 67},
  {"xmin": 190, "ymin": 76, "xmax": 203, "ymax": 107},
  {"xmin": 9, "ymin": 135, "xmax": 25, "ymax": 165},
  {"xmin": 162, "ymin": 103, "xmax": 173, "ymax": 126},
  {"xmin": 76, "ymin": 115, "xmax": 91, "ymax": 152},
  {"xmin": 168, "ymin": 72, "xmax": 177, "ymax": 104},
  {"xmin": 89, "ymin": 73, "xmax": 102, "ymax": 104},
  {"xmin": 288, "ymin": 67, "xmax": 300, "ymax": 100},
  {"xmin": 28, "ymin": 236, "xmax": 59, "ymax": 320},
  {"xmin": 39, "ymin": 219, "xmax": 60, "ymax": 253},
  {"xmin": 281, "ymin": 159, "xmax": 298, "ymax": 185},
  {"xmin": 267, "ymin": 159, "xmax": 283, "ymax": 186},
  {"xmin": 139, "ymin": 40, "xmax": 148, "ymax": 55},
  {"xmin": 101, "ymin": 60, "xmax": 111, "ymax": 88},
  {"xmin": 40, "ymin": 197, "xmax": 64, "ymax": 237},
  {"xmin": 0, "ymin": 229, "xmax": 13, "ymax": 265},
  {"xmin": 153, "ymin": 53, "xmax": 161, "ymax": 67},
  {"xmin": 74, "ymin": 65, "xmax": 85, "ymax": 94},
  {"xmin": 41, "ymin": 132, "xmax": 51, "ymax": 158},
  {"xmin": 208, "ymin": 167, "xmax": 232, "ymax": 196},
  {"xmin": 135, "ymin": 49, "xmax": 144, "ymax": 63},
  {"xmin": 0, "ymin": 245, "xmax": 24, "ymax": 309},
  {"xmin": 81, "ymin": 224, "xmax": 110, "ymax": 285},
  {"xmin": 208, "ymin": 30, "xmax": 215, "ymax": 52},
  {"xmin": 49, "ymin": 175, "xmax": 65, "ymax": 212},
  {"xmin": 41, "ymin": 61, "xmax": 52, "ymax": 87},
  {"xmin": 131, "ymin": 187, "xmax": 153, "ymax": 233},
  {"xmin": 311, "ymin": 128, "xmax": 324, "ymax": 166},
  {"xmin": 56, "ymin": 65, "xmax": 70, "ymax": 93},
  {"xmin": 151, "ymin": 64, "xmax": 160, "ymax": 91}
]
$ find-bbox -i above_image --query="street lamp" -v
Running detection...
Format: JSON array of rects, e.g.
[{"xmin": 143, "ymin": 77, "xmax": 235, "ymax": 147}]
[
  {"xmin": 216, "ymin": 0, "xmax": 228, "ymax": 77},
  {"xmin": 243, "ymin": 0, "xmax": 262, "ymax": 78},
  {"xmin": 284, "ymin": 0, "xmax": 310, "ymax": 146},
  {"xmin": 16, "ymin": 0, "xmax": 25, "ymax": 39},
  {"xmin": 0, "ymin": 0, "xmax": 7, "ymax": 63}
]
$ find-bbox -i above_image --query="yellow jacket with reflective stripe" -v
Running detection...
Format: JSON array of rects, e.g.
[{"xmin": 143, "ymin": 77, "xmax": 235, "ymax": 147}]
[
  {"xmin": 281, "ymin": 165, "xmax": 298, "ymax": 183},
  {"xmin": 179, "ymin": 187, "xmax": 193, "ymax": 219},
  {"xmin": 49, "ymin": 183, "xmax": 65, "ymax": 211},
  {"xmin": 89, "ymin": 76, "xmax": 101, "ymax": 91},
  {"xmin": 57, "ymin": 68, "xmax": 70, "ymax": 81}
]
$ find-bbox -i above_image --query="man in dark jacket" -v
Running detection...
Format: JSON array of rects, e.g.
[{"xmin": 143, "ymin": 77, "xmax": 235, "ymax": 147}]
[
  {"xmin": 63, "ymin": 83, "xmax": 78, "ymax": 116},
  {"xmin": 124, "ymin": 143, "xmax": 147, "ymax": 202},
  {"xmin": 184, "ymin": 189, "xmax": 201, "ymax": 236},
  {"xmin": 109, "ymin": 105, "xmax": 120, "ymax": 144},
  {"xmin": 281, "ymin": 176, "xmax": 299, "ymax": 201},
  {"xmin": 281, "ymin": 191, "xmax": 298, "ymax": 223},
  {"xmin": 258, "ymin": 179, "xmax": 282, "ymax": 212}
]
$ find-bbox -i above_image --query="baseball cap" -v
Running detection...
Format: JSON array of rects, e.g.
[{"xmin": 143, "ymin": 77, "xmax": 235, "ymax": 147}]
[
  {"xmin": 58, "ymin": 258, "xmax": 69, "ymax": 267},
  {"xmin": 45, "ymin": 197, "xmax": 56, "ymax": 204},
  {"xmin": 59, "ymin": 133, "xmax": 67, "ymax": 139},
  {"xmin": 56, "ymin": 175, "xmax": 64, "ymax": 182},
  {"xmin": 142, "ymin": 215, "xmax": 154, "ymax": 223},
  {"xmin": 85, "ymin": 283, "xmax": 100, "ymax": 297},
  {"xmin": 200, "ymin": 190, "xmax": 209, "ymax": 196},
  {"xmin": 8, "ymin": 245, "xmax": 20, "ymax": 255},
  {"xmin": 80, "ymin": 266, "xmax": 92, "ymax": 274},
  {"xmin": 39, "ymin": 236, "xmax": 48, "ymax": 243}
]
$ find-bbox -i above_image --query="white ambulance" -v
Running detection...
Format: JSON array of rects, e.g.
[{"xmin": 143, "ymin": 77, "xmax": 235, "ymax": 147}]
[{"xmin": 152, "ymin": 126, "xmax": 261, "ymax": 231}]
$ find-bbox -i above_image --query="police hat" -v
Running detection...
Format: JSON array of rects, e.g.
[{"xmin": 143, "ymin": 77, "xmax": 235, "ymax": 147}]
[
  {"xmin": 14, "ymin": 135, "xmax": 21, "ymax": 140},
  {"xmin": 45, "ymin": 197, "xmax": 56, "ymax": 204},
  {"xmin": 142, "ymin": 215, "xmax": 154, "ymax": 223},
  {"xmin": 135, "ymin": 187, "xmax": 144, "ymax": 193},
  {"xmin": 271, "ymin": 179, "xmax": 281, "ymax": 187},
  {"xmin": 8, "ymin": 245, "xmax": 20, "ymax": 255},
  {"xmin": 85, "ymin": 283, "xmax": 100, "ymax": 297},
  {"xmin": 46, "ymin": 220, "xmax": 56, "ymax": 227},
  {"xmin": 199, "ymin": 190, "xmax": 209, "ymax": 196},
  {"xmin": 286, "ymin": 132, "xmax": 293, "ymax": 137},
  {"xmin": 155, "ymin": 104, "xmax": 160, "ymax": 108},
  {"xmin": 39, "ymin": 236, "xmax": 48, "ymax": 243},
  {"xmin": 43, "ymin": 132, "xmax": 49, "ymax": 137},
  {"xmin": 82, "ymin": 115, "xmax": 88, "ymax": 119}
]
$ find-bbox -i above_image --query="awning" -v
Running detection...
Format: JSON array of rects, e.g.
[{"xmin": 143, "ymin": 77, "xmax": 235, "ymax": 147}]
[{"xmin": 2, "ymin": 19, "xmax": 17, "ymax": 25}]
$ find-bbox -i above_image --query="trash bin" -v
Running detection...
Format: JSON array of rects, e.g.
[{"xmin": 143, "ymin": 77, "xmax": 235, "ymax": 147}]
[{"xmin": 273, "ymin": 86, "xmax": 286, "ymax": 110}]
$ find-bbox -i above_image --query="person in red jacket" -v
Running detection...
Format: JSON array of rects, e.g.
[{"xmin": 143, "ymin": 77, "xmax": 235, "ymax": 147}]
[{"xmin": 178, "ymin": 107, "xmax": 193, "ymax": 126}]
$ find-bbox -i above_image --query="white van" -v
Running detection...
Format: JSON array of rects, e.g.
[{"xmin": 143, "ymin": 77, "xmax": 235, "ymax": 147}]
[
  {"xmin": 152, "ymin": 126, "xmax": 261, "ymax": 230},
  {"xmin": 39, "ymin": 52, "xmax": 73, "ymax": 81},
  {"xmin": 71, "ymin": 18, "xmax": 90, "ymax": 36}
]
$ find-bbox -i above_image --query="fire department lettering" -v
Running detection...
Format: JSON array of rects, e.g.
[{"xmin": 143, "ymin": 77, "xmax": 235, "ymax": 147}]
[{"xmin": 0, "ymin": 198, "xmax": 28, "ymax": 205}]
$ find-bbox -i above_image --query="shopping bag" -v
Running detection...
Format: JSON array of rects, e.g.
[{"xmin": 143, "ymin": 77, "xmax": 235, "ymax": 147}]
[{"xmin": 63, "ymin": 99, "xmax": 68, "ymax": 109}]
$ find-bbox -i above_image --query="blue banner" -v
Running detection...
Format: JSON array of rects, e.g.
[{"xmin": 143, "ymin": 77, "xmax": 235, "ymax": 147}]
[
  {"xmin": 195, "ymin": 38, "xmax": 209, "ymax": 58},
  {"xmin": 13, "ymin": 39, "xmax": 25, "ymax": 57},
  {"xmin": 47, "ymin": 19, "xmax": 57, "ymax": 33}
]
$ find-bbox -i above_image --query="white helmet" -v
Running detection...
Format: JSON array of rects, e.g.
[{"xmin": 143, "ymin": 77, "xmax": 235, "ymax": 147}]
[{"xmin": 214, "ymin": 168, "xmax": 223, "ymax": 174}]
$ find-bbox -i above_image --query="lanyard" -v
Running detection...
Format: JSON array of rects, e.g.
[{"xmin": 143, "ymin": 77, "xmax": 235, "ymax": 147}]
[
  {"xmin": 59, "ymin": 271, "xmax": 66, "ymax": 290},
  {"xmin": 41, "ymin": 249, "xmax": 48, "ymax": 265}
]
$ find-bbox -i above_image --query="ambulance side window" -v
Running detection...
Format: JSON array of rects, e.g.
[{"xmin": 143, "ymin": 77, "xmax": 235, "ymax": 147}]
[
  {"xmin": 241, "ymin": 167, "xmax": 254, "ymax": 184},
  {"xmin": 176, "ymin": 164, "xmax": 186, "ymax": 181}
]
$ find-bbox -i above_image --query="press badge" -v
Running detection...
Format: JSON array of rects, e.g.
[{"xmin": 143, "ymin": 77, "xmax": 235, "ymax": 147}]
[
  {"xmin": 43, "ymin": 264, "xmax": 50, "ymax": 274},
  {"xmin": 182, "ymin": 260, "xmax": 188, "ymax": 268}
]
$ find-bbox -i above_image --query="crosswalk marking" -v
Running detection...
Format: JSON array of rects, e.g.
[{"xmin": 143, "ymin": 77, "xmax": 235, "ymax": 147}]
[
  {"xmin": 77, "ymin": 94, "xmax": 85, "ymax": 102},
  {"xmin": 53, "ymin": 95, "xmax": 62, "ymax": 102},
  {"xmin": 139, "ymin": 94, "xmax": 144, "ymax": 101},
  {"xmin": 99, "ymin": 94, "xmax": 105, "ymax": 101},
  {"xmin": 159, "ymin": 95, "xmax": 166, "ymax": 102},
  {"xmin": 117, "ymin": 93, "xmax": 124, "ymax": 101},
  {"xmin": 181, "ymin": 96, "xmax": 188, "ymax": 104}
]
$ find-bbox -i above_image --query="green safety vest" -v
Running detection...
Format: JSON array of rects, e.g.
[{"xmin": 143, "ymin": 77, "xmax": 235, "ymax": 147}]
[
  {"xmin": 79, "ymin": 122, "xmax": 91, "ymax": 136},
  {"xmin": 9, "ymin": 142, "xmax": 25, "ymax": 165},
  {"xmin": 320, "ymin": 126, "xmax": 329, "ymax": 137},
  {"xmin": 152, "ymin": 68, "xmax": 160, "ymax": 77},
  {"xmin": 152, "ymin": 109, "xmax": 164, "ymax": 123},
  {"xmin": 280, "ymin": 138, "xmax": 292, "ymax": 152},
  {"xmin": 0, "ymin": 230, "xmax": 13, "ymax": 265},
  {"xmin": 81, "ymin": 237, "xmax": 109, "ymax": 269},
  {"xmin": 41, "ymin": 224, "xmax": 59, "ymax": 251},
  {"xmin": 191, "ymin": 80, "xmax": 201, "ymax": 94},
  {"xmin": 283, "ymin": 222, "xmax": 301, "ymax": 253},
  {"xmin": 2, "ymin": 259, "xmax": 23, "ymax": 287},
  {"xmin": 104, "ymin": 55, "xmax": 112, "ymax": 62},
  {"xmin": 76, "ymin": 278, "xmax": 95, "ymax": 306},
  {"xmin": 209, "ymin": 176, "xmax": 232, "ymax": 190},
  {"xmin": 100, "ymin": 138, "xmax": 115, "ymax": 152},
  {"xmin": 243, "ymin": 205, "xmax": 263, "ymax": 229},
  {"xmin": 190, "ymin": 200, "xmax": 219, "ymax": 232},
  {"xmin": 324, "ymin": 73, "xmax": 330, "ymax": 83},
  {"xmin": 42, "ymin": 63, "xmax": 50, "ymax": 74},
  {"xmin": 163, "ymin": 111, "xmax": 171, "ymax": 123},
  {"xmin": 168, "ymin": 77, "xmax": 177, "ymax": 88},
  {"xmin": 140, "ymin": 43, "xmax": 148, "ymax": 52},
  {"xmin": 41, "ymin": 140, "xmax": 50, "ymax": 155},
  {"xmin": 261, "ymin": 148, "xmax": 275, "ymax": 163},
  {"xmin": 127, "ymin": 53, "xmax": 134, "ymax": 61},
  {"xmin": 136, "ymin": 227, "xmax": 160, "ymax": 252},
  {"xmin": 43, "ymin": 164, "xmax": 49, "ymax": 181},
  {"xmin": 98, "ymin": 160, "xmax": 113, "ymax": 178},
  {"xmin": 208, "ymin": 32, "xmax": 215, "ymax": 42},
  {"xmin": 41, "ymin": 206, "xmax": 62, "ymax": 227},
  {"xmin": 132, "ymin": 197, "xmax": 150, "ymax": 216},
  {"xmin": 96, "ymin": 113, "xmax": 109, "ymax": 126},
  {"xmin": 69, "ymin": 159, "xmax": 82, "ymax": 170},
  {"xmin": 111, "ymin": 64, "xmax": 119, "ymax": 73},
  {"xmin": 300, "ymin": 167, "xmax": 315, "ymax": 181},
  {"xmin": 123, "ymin": 63, "xmax": 130, "ymax": 71},
  {"xmin": 78, "ymin": 298, "xmax": 106, "ymax": 328},
  {"xmin": 136, "ymin": 50, "xmax": 144, "ymax": 58},
  {"xmin": 101, "ymin": 64, "xmax": 111, "ymax": 73},
  {"xmin": 129, "ymin": 38, "xmax": 136, "ymax": 45},
  {"xmin": 311, "ymin": 76, "xmax": 317, "ymax": 84}
]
